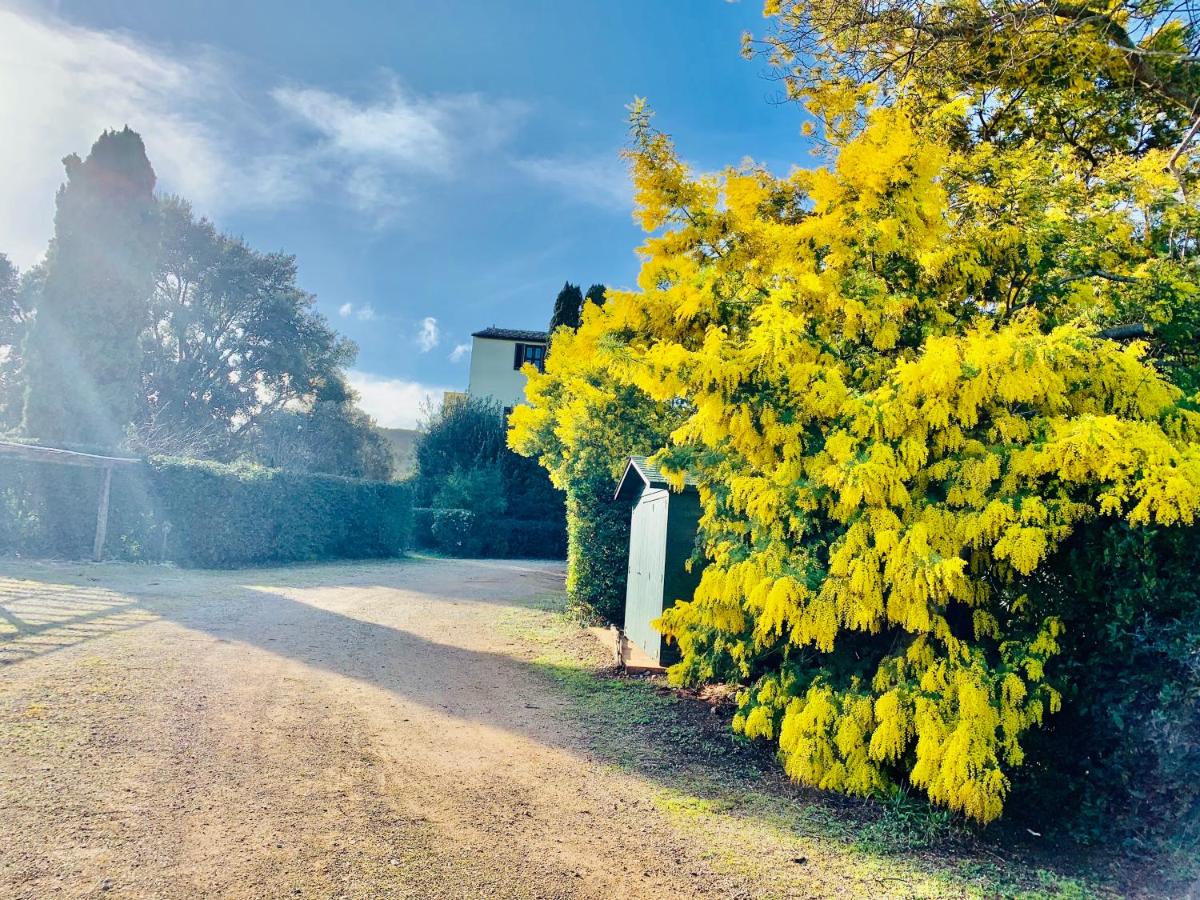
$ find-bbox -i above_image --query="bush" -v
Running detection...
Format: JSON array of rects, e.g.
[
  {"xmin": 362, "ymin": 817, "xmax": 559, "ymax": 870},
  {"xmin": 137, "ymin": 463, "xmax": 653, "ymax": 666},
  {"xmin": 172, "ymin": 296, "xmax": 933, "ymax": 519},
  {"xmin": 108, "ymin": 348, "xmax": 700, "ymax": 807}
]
[
  {"xmin": 0, "ymin": 460, "xmax": 148, "ymax": 559},
  {"xmin": 433, "ymin": 464, "xmax": 507, "ymax": 520},
  {"xmin": 413, "ymin": 395, "xmax": 566, "ymax": 549},
  {"xmin": 409, "ymin": 507, "xmax": 567, "ymax": 559},
  {"xmin": 428, "ymin": 508, "xmax": 477, "ymax": 555},
  {"xmin": 1010, "ymin": 523, "xmax": 1200, "ymax": 854},
  {"xmin": 564, "ymin": 475, "xmax": 630, "ymax": 622},
  {"xmin": 0, "ymin": 455, "xmax": 412, "ymax": 567},
  {"xmin": 499, "ymin": 519, "xmax": 569, "ymax": 559},
  {"xmin": 150, "ymin": 459, "xmax": 412, "ymax": 567}
]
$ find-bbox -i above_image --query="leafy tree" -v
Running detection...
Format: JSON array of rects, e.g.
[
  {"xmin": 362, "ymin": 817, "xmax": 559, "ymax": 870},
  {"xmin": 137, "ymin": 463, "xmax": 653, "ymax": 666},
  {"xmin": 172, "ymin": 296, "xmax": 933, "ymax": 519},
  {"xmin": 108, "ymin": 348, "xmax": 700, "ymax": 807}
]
[
  {"xmin": 757, "ymin": 0, "xmax": 1200, "ymax": 151},
  {"xmin": 415, "ymin": 396, "xmax": 509, "ymax": 502},
  {"xmin": 0, "ymin": 255, "xmax": 35, "ymax": 432},
  {"xmin": 22, "ymin": 127, "xmax": 158, "ymax": 447},
  {"xmin": 0, "ymin": 255, "xmax": 19, "ymax": 352},
  {"xmin": 510, "ymin": 310, "xmax": 684, "ymax": 620},
  {"xmin": 514, "ymin": 0, "xmax": 1200, "ymax": 827},
  {"xmin": 252, "ymin": 375, "xmax": 394, "ymax": 481},
  {"xmin": 756, "ymin": 0, "xmax": 1200, "ymax": 389},
  {"xmin": 434, "ymin": 464, "xmax": 508, "ymax": 520},
  {"xmin": 416, "ymin": 395, "xmax": 564, "ymax": 541},
  {"xmin": 548, "ymin": 281, "xmax": 584, "ymax": 333},
  {"xmin": 138, "ymin": 197, "xmax": 354, "ymax": 457}
]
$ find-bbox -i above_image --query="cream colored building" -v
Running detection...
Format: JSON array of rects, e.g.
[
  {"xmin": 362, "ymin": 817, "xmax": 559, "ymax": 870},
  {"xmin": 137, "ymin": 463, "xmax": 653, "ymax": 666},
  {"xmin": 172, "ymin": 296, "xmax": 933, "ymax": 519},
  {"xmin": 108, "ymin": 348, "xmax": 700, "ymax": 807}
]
[{"xmin": 465, "ymin": 327, "xmax": 548, "ymax": 412}]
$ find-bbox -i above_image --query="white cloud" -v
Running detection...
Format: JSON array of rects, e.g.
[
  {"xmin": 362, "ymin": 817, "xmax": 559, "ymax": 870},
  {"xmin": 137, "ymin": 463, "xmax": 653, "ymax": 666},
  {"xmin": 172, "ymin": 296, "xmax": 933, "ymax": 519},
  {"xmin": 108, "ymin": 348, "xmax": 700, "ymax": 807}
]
[
  {"xmin": 448, "ymin": 342, "xmax": 471, "ymax": 363},
  {"xmin": 416, "ymin": 316, "xmax": 440, "ymax": 353},
  {"xmin": 513, "ymin": 152, "xmax": 631, "ymax": 211},
  {"xmin": 272, "ymin": 82, "xmax": 526, "ymax": 217},
  {"xmin": 337, "ymin": 301, "xmax": 377, "ymax": 320},
  {"xmin": 0, "ymin": 8, "xmax": 530, "ymax": 266},
  {"xmin": 345, "ymin": 370, "xmax": 453, "ymax": 430}
]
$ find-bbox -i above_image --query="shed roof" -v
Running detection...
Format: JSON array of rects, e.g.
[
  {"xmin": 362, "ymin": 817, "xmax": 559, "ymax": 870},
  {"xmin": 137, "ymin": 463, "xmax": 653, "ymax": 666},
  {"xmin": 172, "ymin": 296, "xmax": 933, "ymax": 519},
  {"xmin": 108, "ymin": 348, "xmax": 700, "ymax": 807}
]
[
  {"xmin": 614, "ymin": 455, "xmax": 698, "ymax": 502},
  {"xmin": 471, "ymin": 327, "xmax": 548, "ymax": 342}
]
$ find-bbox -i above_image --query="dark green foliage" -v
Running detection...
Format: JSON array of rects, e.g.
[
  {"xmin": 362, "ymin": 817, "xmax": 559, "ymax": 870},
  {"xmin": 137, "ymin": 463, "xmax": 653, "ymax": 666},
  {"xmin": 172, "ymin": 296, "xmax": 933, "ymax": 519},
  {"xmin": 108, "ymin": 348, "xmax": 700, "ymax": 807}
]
[
  {"xmin": 549, "ymin": 282, "xmax": 584, "ymax": 333},
  {"xmin": 0, "ymin": 462, "xmax": 112, "ymax": 558},
  {"xmin": 415, "ymin": 396, "xmax": 508, "ymax": 494},
  {"xmin": 433, "ymin": 463, "xmax": 507, "ymax": 520},
  {"xmin": 0, "ymin": 255, "xmax": 18, "ymax": 344},
  {"xmin": 0, "ymin": 456, "xmax": 410, "ymax": 567},
  {"xmin": 410, "ymin": 507, "xmax": 567, "ymax": 559},
  {"xmin": 496, "ymin": 519, "xmax": 568, "ymax": 558},
  {"xmin": 140, "ymin": 197, "xmax": 355, "ymax": 459},
  {"xmin": 411, "ymin": 507, "xmax": 437, "ymax": 548},
  {"xmin": 0, "ymin": 254, "xmax": 34, "ymax": 431},
  {"xmin": 584, "ymin": 283, "xmax": 606, "ymax": 309},
  {"xmin": 411, "ymin": 507, "xmax": 479, "ymax": 555},
  {"xmin": 23, "ymin": 128, "xmax": 158, "ymax": 448},
  {"xmin": 564, "ymin": 475, "xmax": 631, "ymax": 622},
  {"xmin": 1011, "ymin": 522, "xmax": 1200, "ymax": 854},
  {"xmin": 428, "ymin": 508, "xmax": 478, "ymax": 555},
  {"xmin": 152, "ymin": 459, "xmax": 409, "ymax": 567},
  {"xmin": 413, "ymin": 396, "xmax": 565, "ymax": 559},
  {"xmin": 253, "ymin": 375, "xmax": 393, "ymax": 481}
]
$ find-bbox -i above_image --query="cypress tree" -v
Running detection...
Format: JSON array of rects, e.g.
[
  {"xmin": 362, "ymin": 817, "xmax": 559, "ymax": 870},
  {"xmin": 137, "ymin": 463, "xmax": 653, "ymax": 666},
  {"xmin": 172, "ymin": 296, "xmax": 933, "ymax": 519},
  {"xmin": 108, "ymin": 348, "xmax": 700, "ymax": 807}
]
[
  {"xmin": 22, "ymin": 127, "xmax": 158, "ymax": 448},
  {"xmin": 548, "ymin": 281, "xmax": 583, "ymax": 333},
  {"xmin": 584, "ymin": 283, "xmax": 606, "ymax": 309}
]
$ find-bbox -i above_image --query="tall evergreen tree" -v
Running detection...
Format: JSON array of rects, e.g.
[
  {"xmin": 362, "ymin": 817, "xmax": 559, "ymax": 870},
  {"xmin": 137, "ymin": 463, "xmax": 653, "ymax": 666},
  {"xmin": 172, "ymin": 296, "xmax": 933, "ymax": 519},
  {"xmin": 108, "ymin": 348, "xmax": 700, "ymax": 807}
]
[
  {"xmin": 548, "ymin": 282, "xmax": 583, "ymax": 333},
  {"xmin": 584, "ymin": 283, "xmax": 606, "ymax": 309},
  {"xmin": 22, "ymin": 127, "xmax": 158, "ymax": 448}
]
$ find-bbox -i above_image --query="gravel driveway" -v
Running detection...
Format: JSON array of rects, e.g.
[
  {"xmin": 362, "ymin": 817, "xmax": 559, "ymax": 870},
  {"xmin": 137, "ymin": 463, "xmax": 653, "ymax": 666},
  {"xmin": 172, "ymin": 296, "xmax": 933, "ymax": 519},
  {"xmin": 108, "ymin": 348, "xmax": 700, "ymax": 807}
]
[{"xmin": 0, "ymin": 557, "xmax": 745, "ymax": 900}]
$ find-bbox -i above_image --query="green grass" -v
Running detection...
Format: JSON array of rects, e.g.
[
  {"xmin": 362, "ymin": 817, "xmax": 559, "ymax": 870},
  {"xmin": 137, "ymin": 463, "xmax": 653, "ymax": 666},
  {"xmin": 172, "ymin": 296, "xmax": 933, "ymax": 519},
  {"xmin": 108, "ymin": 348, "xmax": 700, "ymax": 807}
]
[{"xmin": 499, "ymin": 596, "xmax": 1153, "ymax": 899}]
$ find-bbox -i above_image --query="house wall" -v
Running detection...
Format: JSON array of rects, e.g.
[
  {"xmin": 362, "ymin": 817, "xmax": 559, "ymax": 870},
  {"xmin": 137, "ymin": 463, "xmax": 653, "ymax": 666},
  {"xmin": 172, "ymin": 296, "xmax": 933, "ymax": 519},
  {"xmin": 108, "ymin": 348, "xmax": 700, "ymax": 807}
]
[{"xmin": 467, "ymin": 337, "xmax": 534, "ymax": 409}]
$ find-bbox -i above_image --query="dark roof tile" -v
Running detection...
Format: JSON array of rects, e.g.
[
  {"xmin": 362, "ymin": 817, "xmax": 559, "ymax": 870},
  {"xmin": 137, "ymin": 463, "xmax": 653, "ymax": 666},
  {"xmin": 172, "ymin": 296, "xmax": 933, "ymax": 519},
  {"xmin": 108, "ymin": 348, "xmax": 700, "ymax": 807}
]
[
  {"xmin": 472, "ymin": 327, "xmax": 548, "ymax": 342},
  {"xmin": 614, "ymin": 454, "xmax": 698, "ymax": 500}
]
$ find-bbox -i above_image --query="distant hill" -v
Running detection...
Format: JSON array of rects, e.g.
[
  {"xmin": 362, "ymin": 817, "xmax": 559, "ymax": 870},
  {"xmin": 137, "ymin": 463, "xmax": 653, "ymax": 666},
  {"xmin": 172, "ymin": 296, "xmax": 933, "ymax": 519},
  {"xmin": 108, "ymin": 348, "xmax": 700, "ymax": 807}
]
[{"xmin": 378, "ymin": 427, "xmax": 420, "ymax": 477}]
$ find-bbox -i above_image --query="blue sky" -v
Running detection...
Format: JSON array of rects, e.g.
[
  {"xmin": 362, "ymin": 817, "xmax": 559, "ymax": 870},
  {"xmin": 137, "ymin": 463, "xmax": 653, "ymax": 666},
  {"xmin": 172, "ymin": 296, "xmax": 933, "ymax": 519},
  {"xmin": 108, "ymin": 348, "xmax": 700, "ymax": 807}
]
[{"xmin": 0, "ymin": 0, "xmax": 814, "ymax": 426}]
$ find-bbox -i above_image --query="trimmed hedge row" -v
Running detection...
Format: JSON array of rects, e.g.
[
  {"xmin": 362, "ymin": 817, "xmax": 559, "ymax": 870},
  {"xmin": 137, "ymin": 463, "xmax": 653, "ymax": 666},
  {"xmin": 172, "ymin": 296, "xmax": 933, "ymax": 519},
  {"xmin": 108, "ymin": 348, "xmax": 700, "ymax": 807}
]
[
  {"xmin": 562, "ymin": 476, "xmax": 631, "ymax": 623},
  {"xmin": 0, "ymin": 456, "xmax": 412, "ymax": 567},
  {"xmin": 411, "ymin": 507, "xmax": 567, "ymax": 559}
]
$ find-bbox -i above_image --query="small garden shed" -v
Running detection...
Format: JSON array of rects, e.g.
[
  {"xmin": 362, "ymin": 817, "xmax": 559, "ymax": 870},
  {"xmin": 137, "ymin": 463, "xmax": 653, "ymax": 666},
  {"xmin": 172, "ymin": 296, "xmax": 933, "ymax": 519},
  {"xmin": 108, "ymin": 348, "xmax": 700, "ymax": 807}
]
[{"xmin": 614, "ymin": 455, "xmax": 704, "ymax": 668}]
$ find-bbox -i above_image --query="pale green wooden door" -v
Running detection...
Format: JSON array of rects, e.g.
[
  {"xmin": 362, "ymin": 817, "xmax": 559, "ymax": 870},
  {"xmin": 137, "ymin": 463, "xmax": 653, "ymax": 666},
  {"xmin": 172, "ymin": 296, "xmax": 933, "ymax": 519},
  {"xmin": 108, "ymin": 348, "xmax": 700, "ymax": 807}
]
[{"xmin": 624, "ymin": 489, "xmax": 669, "ymax": 661}]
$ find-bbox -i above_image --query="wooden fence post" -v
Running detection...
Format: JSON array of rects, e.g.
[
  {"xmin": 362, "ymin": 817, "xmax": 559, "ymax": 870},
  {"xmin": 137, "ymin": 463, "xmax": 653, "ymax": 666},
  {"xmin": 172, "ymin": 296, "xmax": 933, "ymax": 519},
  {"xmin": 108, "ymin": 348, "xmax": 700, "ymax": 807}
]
[{"xmin": 93, "ymin": 466, "xmax": 113, "ymax": 561}]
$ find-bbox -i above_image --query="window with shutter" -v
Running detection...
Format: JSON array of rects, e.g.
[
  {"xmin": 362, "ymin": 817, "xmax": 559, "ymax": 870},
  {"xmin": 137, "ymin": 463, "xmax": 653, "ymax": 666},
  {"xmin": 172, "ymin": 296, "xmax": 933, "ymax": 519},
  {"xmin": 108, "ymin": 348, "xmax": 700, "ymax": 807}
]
[{"xmin": 513, "ymin": 342, "xmax": 547, "ymax": 373}]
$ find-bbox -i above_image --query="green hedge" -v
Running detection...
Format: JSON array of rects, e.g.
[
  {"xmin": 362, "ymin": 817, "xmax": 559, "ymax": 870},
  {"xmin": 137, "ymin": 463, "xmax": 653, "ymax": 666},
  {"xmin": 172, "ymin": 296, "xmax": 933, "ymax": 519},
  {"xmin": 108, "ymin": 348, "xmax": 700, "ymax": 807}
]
[
  {"xmin": 563, "ymin": 475, "xmax": 630, "ymax": 622},
  {"xmin": 411, "ymin": 507, "xmax": 567, "ymax": 559},
  {"xmin": 1010, "ymin": 522, "xmax": 1200, "ymax": 853},
  {"xmin": 0, "ymin": 456, "xmax": 412, "ymax": 567}
]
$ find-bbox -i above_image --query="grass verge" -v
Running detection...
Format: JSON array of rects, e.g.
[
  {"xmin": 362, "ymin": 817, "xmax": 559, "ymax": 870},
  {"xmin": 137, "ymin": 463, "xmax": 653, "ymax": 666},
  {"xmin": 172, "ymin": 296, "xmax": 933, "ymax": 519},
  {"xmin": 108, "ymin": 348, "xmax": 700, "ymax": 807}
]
[{"xmin": 502, "ymin": 596, "xmax": 1177, "ymax": 900}]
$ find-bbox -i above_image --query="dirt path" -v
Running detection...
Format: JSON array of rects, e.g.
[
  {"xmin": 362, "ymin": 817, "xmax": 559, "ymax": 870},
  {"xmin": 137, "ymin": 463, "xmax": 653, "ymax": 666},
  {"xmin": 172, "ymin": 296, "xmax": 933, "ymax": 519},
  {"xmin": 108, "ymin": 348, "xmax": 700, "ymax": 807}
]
[
  {"xmin": 1, "ymin": 557, "xmax": 1156, "ymax": 900},
  {"xmin": 0, "ymin": 557, "xmax": 763, "ymax": 900}
]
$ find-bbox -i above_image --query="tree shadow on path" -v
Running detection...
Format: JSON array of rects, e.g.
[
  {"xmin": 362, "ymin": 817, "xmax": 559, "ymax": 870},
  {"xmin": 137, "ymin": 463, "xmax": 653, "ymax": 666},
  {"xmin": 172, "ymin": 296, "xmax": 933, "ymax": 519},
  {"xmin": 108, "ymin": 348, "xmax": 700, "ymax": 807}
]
[{"xmin": 0, "ymin": 557, "xmax": 1159, "ymax": 898}]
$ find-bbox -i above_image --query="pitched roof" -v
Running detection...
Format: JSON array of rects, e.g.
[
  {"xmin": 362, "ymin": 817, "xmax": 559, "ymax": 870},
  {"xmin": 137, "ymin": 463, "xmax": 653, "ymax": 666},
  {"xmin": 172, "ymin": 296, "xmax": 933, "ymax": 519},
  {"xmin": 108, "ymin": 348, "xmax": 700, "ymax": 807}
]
[
  {"xmin": 471, "ymin": 327, "xmax": 548, "ymax": 342},
  {"xmin": 614, "ymin": 454, "xmax": 698, "ymax": 501}
]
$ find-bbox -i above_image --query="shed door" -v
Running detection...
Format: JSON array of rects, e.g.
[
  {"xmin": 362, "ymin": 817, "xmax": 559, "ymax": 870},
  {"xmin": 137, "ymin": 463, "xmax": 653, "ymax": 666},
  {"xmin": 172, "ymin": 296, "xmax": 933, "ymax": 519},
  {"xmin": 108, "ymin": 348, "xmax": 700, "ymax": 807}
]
[{"xmin": 624, "ymin": 489, "xmax": 669, "ymax": 662}]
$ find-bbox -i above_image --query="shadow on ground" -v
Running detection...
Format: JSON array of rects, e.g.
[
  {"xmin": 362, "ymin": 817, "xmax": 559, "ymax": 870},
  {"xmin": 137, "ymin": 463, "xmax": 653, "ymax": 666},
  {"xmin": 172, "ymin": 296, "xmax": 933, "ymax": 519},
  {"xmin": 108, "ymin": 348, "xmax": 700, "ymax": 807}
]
[{"xmin": 0, "ymin": 556, "xmax": 1181, "ymax": 898}]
